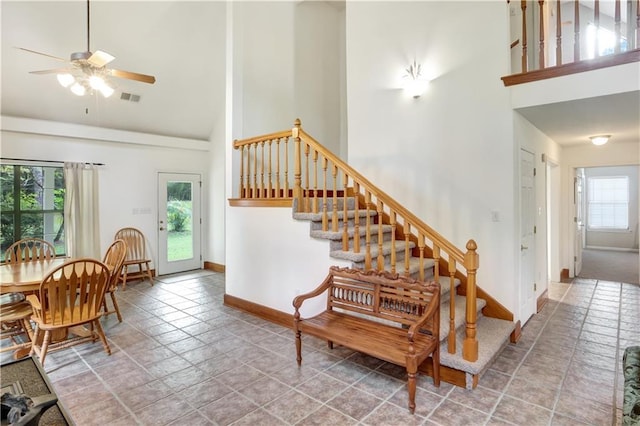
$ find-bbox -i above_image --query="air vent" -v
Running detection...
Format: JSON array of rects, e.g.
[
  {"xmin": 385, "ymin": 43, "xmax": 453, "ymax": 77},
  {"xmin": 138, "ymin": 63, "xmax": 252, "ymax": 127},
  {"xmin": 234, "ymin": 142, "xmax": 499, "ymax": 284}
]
[{"xmin": 120, "ymin": 92, "xmax": 141, "ymax": 102}]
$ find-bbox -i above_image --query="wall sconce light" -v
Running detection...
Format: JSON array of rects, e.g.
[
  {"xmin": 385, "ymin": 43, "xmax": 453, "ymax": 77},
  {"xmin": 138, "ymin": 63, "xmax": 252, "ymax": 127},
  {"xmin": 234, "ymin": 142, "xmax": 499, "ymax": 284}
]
[
  {"xmin": 589, "ymin": 135, "xmax": 610, "ymax": 146},
  {"xmin": 403, "ymin": 60, "xmax": 428, "ymax": 98}
]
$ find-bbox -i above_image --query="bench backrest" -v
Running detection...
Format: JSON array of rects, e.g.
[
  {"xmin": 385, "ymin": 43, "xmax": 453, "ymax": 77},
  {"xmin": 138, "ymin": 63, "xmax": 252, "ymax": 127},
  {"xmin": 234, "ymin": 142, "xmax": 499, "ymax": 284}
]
[{"xmin": 326, "ymin": 266, "xmax": 440, "ymax": 329}]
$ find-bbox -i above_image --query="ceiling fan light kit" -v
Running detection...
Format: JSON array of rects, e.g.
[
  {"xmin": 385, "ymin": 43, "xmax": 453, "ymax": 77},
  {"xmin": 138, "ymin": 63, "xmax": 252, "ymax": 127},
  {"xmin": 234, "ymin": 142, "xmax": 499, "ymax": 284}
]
[{"xmin": 19, "ymin": 0, "xmax": 155, "ymax": 98}]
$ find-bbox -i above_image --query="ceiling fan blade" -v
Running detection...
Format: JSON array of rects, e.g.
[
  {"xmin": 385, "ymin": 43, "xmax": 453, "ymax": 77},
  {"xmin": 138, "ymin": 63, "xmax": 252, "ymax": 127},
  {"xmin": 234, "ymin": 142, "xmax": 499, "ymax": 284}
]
[
  {"xmin": 29, "ymin": 68, "xmax": 74, "ymax": 75},
  {"xmin": 16, "ymin": 47, "xmax": 67, "ymax": 62},
  {"xmin": 110, "ymin": 69, "xmax": 156, "ymax": 84},
  {"xmin": 88, "ymin": 50, "xmax": 115, "ymax": 67}
]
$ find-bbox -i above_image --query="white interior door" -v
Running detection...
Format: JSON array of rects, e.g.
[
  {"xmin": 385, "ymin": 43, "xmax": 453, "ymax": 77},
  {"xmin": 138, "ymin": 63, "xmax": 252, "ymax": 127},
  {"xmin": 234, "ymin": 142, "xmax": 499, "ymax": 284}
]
[
  {"xmin": 520, "ymin": 149, "xmax": 536, "ymax": 323},
  {"xmin": 158, "ymin": 173, "xmax": 202, "ymax": 275},
  {"xmin": 574, "ymin": 168, "xmax": 585, "ymax": 276}
]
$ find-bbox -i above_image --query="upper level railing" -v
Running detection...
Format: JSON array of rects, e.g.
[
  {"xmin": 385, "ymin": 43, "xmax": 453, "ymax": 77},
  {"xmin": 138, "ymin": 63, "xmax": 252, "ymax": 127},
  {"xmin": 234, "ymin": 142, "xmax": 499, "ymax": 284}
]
[
  {"xmin": 503, "ymin": 0, "xmax": 640, "ymax": 85},
  {"xmin": 233, "ymin": 119, "xmax": 481, "ymax": 362}
]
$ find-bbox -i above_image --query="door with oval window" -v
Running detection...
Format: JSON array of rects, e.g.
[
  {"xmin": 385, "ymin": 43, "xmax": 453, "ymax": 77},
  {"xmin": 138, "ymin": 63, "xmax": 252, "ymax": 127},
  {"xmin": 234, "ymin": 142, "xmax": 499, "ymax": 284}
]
[{"xmin": 157, "ymin": 173, "xmax": 201, "ymax": 275}]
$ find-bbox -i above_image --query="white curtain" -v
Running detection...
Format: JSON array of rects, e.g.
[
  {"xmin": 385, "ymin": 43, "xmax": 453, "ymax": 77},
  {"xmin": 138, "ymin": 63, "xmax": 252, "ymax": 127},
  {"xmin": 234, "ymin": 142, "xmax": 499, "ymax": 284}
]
[{"xmin": 64, "ymin": 162, "xmax": 101, "ymax": 258}]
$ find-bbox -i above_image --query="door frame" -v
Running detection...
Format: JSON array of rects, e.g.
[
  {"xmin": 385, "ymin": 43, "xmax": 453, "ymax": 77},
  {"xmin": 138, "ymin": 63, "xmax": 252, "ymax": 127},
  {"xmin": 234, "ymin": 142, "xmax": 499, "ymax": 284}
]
[{"xmin": 157, "ymin": 172, "xmax": 202, "ymax": 276}]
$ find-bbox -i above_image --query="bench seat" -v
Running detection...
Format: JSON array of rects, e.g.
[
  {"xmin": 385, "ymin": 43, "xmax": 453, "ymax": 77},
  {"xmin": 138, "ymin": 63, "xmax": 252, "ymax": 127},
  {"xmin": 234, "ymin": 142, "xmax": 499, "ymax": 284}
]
[{"xmin": 293, "ymin": 266, "xmax": 440, "ymax": 414}]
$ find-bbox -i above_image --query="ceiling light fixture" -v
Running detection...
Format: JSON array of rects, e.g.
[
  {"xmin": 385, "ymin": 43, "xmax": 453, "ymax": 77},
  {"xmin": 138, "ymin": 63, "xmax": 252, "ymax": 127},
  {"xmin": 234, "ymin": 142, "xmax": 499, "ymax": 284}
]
[{"xmin": 590, "ymin": 135, "xmax": 610, "ymax": 146}]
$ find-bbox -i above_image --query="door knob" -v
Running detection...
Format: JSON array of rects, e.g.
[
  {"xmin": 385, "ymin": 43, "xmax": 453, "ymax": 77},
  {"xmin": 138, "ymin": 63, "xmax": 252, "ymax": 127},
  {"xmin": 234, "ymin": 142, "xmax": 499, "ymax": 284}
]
[
  {"xmin": 521, "ymin": 244, "xmax": 528, "ymax": 250},
  {"xmin": 159, "ymin": 226, "xmax": 165, "ymax": 231}
]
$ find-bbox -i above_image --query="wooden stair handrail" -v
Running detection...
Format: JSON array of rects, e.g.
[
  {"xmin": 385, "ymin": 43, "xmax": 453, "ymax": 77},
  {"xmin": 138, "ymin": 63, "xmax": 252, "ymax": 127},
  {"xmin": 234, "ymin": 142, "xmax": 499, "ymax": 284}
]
[{"xmin": 233, "ymin": 118, "xmax": 480, "ymax": 362}]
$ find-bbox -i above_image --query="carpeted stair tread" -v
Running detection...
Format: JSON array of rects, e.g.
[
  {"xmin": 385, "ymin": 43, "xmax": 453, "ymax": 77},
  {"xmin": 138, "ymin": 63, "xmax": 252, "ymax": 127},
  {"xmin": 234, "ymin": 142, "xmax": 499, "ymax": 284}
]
[
  {"xmin": 293, "ymin": 209, "xmax": 375, "ymax": 222},
  {"xmin": 439, "ymin": 316, "xmax": 515, "ymax": 377},
  {"xmin": 310, "ymin": 224, "xmax": 393, "ymax": 240},
  {"xmin": 439, "ymin": 295, "xmax": 486, "ymax": 340},
  {"xmin": 330, "ymin": 240, "xmax": 416, "ymax": 262}
]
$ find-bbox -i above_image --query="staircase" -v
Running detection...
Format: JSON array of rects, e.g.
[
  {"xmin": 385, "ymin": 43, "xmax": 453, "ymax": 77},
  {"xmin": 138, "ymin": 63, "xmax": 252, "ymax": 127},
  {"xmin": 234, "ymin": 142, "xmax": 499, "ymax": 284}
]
[
  {"xmin": 231, "ymin": 119, "xmax": 518, "ymax": 389},
  {"xmin": 293, "ymin": 197, "xmax": 515, "ymax": 389}
]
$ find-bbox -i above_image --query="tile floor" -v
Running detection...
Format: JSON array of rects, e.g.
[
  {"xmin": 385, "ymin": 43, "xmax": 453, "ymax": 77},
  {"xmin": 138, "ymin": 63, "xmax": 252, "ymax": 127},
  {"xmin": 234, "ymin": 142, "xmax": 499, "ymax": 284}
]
[{"xmin": 2, "ymin": 271, "xmax": 638, "ymax": 425}]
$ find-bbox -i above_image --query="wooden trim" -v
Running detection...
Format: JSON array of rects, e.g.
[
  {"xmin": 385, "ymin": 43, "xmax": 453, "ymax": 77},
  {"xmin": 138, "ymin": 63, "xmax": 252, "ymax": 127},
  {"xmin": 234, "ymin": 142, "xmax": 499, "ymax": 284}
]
[
  {"xmin": 203, "ymin": 262, "xmax": 225, "ymax": 273},
  {"xmin": 510, "ymin": 320, "xmax": 522, "ymax": 343},
  {"xmin": 560, "ymin": 268, "xmax": 570, "ymax": 282},
  {"xmin": 419, "ymin": 360, "xmax": 478, "ymax": 389},
  {"xmin": 501, "ymin": 49, "xmax": 640, "ymax": 86},
  {"xmin": 223, "ymin": 294, "xmax": 293, "ymax": 329},
  {"xmin": 537, "ymin": 289, "xmax": 549, "ymax": 313},
  {"xmin": 228, "ymin": 198, "xmax": 293, "ymax": 208}
]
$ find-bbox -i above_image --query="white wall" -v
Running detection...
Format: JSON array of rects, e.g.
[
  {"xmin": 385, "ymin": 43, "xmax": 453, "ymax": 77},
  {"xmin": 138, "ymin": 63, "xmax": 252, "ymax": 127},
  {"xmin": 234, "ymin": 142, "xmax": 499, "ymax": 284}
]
[
  {"xmin": 226, "ymin": 206, "xmax": 351, "ymax": 315},
  {"xmin": 225, "ymin": 2, "xmax": 347, "ymax": 310},
  {"xmin": 294, "ymin": 1, "xmax": 345, "ymax": 158},
  {"xmin": 344, "ymin": 2, "xmax": 519, "ymax": 317},
  {"xmin": 1, "ymin": 126, "xmax": 210, "ymax": 266}
]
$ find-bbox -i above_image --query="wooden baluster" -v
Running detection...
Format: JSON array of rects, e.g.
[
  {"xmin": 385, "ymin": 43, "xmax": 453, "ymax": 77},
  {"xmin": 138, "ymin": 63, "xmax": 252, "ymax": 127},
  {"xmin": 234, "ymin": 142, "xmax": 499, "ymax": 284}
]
[
  {"xmin": 267, "ymin": 140, "xmax": 273, "ymax": 198},
  {"xmin": 556, "ymin": 0, "xmax": 562, "ymax": 65},
  {"xmin": 389, "ymin": 211, "xmax": 396, "ymax": 273},
  {"xmin": 293, "ymin": 127, "xmax": 303, "ymax": 212},
  {"xmin": 253, "ymin": 144, "xmax": 259, "ymax": 198},
  {"xmin": 342, "ymin": 172, "xmax": 349, "ymax": 252},
  {"xmin": 312, "ymin": 149, "xmax": 319, "ymax": 213},
  {"xmin": 448, "ymin": 258, "xmax": 457, "ymax": 354},
  {"xmin": 260, "ymin": 141, "xmax": 265, "ymax": 198},
  {"xmin": 403, "ymin": 222, "xmax": 411, "ymax": 276},
  {"xmin": 303, "ymin": 144, "xmax": 310, "ymax": 212},
  {"xmin": 322, "ymin": 157, "xmax": 328, "ymax": 231},
  {"xmin": 364, "ymin": 191, "xmax": 372, "ymax": 270},
  {"xmin": 248, "ymin": 144, "xmax": 255, "ymax": 198},
  {"xmin": 539, "ymin": 1, "xmax": 545, "ymax": 68},
  {"xmin": 275, "ymin": 138, "xmax": 281, "ymax": 198},
  {"xmin": 521, "ymin": 0, "xmax": 528, "ymax": 72},
  {"xmin": 433, "ymin": 245, "xmax": 441, "ymax": 283},
  {"xmin": 614, "ymin": 0, "xmax": 621, "ymax": 53},
  {"xmin": 418, "ymin": 233, "xmax": 425, "ymax": 281},
  {"xmin": 376, "ymin": 200, "xmax": 384, "ymax": 271},
  {"xmin": 463, "ymin": 240, "xmax": 479, "ymax": 362},
  {"xmin": 238, "ymin": 145, "xmax": 245, "ymax": 198},
  {"xmin": 594, "ymin": 0, "xmax": 600, "ymax": 57},
  {"xmin": 284, "ymin": 137, "xmax": 289, "ymax": 197},
  {"xmin": 332, "ymin": 165, "xmax": 339, "ymax": 233},
  {"xmin": 353, "ymin": 182, "xmax": 361, "ymax": 254},
  {"xmin": 574, "ymin": 0, "xmax": 580, "ymax": 61}
]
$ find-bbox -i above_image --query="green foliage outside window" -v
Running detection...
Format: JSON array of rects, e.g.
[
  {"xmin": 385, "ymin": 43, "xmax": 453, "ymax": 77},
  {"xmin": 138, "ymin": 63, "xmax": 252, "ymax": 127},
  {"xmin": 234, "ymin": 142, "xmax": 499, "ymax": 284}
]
[{"xmin": 0, "ymin": 164, "xmax": 66, "ymax": 259}]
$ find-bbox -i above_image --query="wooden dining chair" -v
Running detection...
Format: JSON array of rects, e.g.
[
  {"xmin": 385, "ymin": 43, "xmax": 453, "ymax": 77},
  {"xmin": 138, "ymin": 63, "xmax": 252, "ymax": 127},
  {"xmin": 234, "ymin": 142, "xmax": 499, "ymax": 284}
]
[
  {"xmin": 113, "ymin": 227, "xmax": 154, "ymax": 290},
  {"xmin": 0, "ymin": 293, "xmax": 35, "ymax": 355},
  {"xmin": 27, "ymin": 258, "xmax": 111, "ymax": 365},
  {"xmin": 4, "ymin": 238, "xmax": 57, "ymax": 264},
  {"xmin": 101, "ymin": 239, "xmax": 127, "ymax": 322}
]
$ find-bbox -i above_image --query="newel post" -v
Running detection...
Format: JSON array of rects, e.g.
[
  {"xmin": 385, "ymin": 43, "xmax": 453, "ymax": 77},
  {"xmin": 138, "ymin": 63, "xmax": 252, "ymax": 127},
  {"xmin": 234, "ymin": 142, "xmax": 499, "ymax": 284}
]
[
  {"xmin": 293, "ymin": 118, "xmax": 303, "ymax": 212},
  {"xmin": 463, "ymin": 239, "xmax": 479, "ymax": 362}
]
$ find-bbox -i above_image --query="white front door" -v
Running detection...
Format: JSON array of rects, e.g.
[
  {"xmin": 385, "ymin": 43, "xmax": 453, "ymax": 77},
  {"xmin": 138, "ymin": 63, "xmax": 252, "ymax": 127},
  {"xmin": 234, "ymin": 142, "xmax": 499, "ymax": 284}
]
[
  {"xmin": 520, "ymin": 149, "xmax": 536, "ymax": 323},
  {"xmin": 158, "ymin": 173, "xmax": 202, "ymax": 275},
  {"xmin": 574, "ymin": 168, "xmax": 585, "ymax": 276}
]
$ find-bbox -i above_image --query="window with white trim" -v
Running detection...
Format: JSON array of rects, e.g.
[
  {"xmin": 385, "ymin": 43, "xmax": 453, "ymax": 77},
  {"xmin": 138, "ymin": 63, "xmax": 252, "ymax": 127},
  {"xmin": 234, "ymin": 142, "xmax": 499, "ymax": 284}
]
[{"xmin": 587, "ymin": 176, "xmax": 629, "ymax": 230}]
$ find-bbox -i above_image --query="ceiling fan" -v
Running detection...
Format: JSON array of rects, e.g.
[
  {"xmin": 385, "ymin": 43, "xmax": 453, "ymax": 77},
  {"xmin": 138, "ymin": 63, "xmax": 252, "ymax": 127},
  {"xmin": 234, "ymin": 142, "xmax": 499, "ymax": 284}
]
[{"xmin": 18, "ymin": 0, "xmax": 156, "ymax": 98}]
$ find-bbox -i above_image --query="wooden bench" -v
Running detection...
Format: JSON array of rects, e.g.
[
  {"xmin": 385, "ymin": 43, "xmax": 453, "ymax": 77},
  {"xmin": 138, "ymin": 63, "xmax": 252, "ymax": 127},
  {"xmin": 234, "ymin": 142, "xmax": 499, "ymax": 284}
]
[{"xmin": 293, "ymin": 266, "xmax": 440, "ymax": 414}]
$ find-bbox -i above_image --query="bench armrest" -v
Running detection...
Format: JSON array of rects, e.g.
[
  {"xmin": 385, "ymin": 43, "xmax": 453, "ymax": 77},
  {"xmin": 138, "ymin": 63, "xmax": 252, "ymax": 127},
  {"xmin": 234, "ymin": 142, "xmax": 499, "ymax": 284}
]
[
  {"xmin": 292, "ymin": 273, "xmax": 334, "ymax": 314},
  {"xmin": 407, "ymin": 282, "xmax": 440, "ymax": 342}
]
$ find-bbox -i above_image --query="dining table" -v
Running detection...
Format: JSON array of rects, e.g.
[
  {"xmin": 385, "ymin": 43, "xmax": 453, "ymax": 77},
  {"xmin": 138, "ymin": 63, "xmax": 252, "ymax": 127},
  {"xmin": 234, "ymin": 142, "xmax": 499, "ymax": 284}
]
[{"xmin": 0, "ymin": 257, "xmax": 68, "ymax": 294}]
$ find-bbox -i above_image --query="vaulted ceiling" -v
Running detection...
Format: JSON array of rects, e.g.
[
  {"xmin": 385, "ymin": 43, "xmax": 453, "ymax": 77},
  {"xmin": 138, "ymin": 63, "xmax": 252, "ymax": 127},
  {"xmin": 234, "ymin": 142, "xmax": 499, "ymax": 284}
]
[
  {"xmin": 1, "ymin": 1, "xmax": 226, "ymax": 142},
  {"xmin": 2, "ymin": 1, "xmax": 638, "ymax": 147}
]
